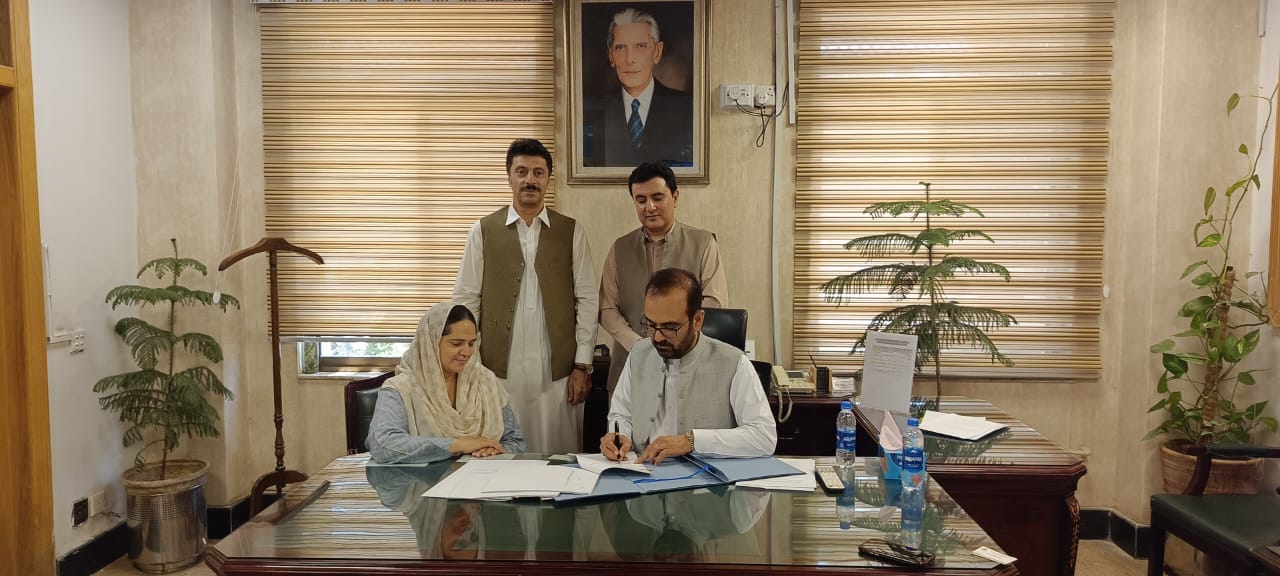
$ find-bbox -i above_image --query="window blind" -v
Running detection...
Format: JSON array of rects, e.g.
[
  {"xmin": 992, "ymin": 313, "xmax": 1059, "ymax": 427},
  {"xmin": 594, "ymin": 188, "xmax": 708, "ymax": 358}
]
[
  {"xmin": 794, "ymin": 0, "xmax": 1113, "ymax": 378},
  {"xmin": 259, "ymin": 2, "xmax": 555, "ymax": 337}
]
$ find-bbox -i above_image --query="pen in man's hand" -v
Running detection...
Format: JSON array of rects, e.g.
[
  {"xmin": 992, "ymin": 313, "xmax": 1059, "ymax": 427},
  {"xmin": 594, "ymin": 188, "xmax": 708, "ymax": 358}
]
[{"xmin": 613, "ymin": 421, "xmax": 623, "ymax": 460}]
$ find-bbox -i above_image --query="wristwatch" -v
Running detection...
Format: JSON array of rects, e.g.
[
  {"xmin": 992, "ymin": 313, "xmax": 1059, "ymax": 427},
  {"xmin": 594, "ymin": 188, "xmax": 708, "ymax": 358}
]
[
  {"xmin": 574, "ymin": 362, "xmax": 594, "ymax": 374},
  {"xmin": 684, "ymin": 430, "xmax": 695, "ymax": 452}
]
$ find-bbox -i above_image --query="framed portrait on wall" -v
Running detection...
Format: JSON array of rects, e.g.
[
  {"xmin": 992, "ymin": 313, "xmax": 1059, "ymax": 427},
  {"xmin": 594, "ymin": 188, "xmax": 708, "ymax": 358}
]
[{"xmin": 566, "ymin": 0, "xmax": 708, "ymax": 184}]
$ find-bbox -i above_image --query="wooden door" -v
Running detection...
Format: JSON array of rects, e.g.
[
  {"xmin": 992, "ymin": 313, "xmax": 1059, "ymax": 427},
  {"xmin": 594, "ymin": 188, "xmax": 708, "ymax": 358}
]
[{"xmin": 0, "ymin": 0, "xmax": 55, "ymax": 572}]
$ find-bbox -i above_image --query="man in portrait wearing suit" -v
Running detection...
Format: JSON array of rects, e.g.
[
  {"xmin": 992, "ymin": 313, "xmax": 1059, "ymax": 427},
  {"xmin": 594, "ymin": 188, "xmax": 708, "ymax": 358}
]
[{"xmin": 582, "ymin": 7, "xmax": 693, "ymax": 167}]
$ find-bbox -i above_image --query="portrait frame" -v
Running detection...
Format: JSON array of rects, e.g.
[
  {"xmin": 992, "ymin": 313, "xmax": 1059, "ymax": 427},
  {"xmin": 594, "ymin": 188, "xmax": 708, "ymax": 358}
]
[{"xmin": 565, "ymin": 0, "xmax": 708, "ymax": 184}]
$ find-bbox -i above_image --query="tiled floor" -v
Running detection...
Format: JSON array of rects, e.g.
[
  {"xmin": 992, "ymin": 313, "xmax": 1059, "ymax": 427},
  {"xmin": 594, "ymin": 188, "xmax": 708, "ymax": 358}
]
[{"xmin": 94, "ymin": 539, "xmax": 1146, "ymax": 575}]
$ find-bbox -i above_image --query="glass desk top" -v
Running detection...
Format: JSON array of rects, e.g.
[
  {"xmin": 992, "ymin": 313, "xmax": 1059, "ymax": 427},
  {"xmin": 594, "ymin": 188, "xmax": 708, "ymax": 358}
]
[
  {"xmin": 210, "ymin": 454, "xmax": 1017, "ymax": 575},
  {"xmin": 855, "ymin": 397, "xmax": 1084, "ymax": 469}
]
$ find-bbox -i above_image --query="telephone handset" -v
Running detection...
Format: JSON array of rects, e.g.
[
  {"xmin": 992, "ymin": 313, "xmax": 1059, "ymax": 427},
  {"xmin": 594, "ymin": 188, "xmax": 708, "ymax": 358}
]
[{"xmin": 771, "ymin": 366, "xmax": 816, "ymax": 395}]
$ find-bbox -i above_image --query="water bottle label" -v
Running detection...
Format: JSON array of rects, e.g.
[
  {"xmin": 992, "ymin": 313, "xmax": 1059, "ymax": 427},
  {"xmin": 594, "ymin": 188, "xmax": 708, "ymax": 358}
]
[
  {"xmin": 902, "ymin": 447, "xmax": 924, "ymax": 472},
  {"xmin": 836, "ymin": 428, "xmax": 856, "ymax": 451}
]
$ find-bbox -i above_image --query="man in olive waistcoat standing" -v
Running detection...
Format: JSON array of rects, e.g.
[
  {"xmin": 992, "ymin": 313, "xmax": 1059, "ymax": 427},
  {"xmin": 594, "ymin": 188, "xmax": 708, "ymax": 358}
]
[
  {"xmin": 454, "ymin": 139, "xmax": 599, "ymax": 454},
  {"xmin": 598, "ymin": 162, "xmax": 728, "ymax": 392}
]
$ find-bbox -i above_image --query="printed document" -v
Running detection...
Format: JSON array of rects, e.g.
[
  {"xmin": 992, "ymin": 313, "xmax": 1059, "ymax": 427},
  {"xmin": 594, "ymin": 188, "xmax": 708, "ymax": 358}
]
[{"xmin": 860, "ymin": 331, "xmax": 917, "ymax": 413}]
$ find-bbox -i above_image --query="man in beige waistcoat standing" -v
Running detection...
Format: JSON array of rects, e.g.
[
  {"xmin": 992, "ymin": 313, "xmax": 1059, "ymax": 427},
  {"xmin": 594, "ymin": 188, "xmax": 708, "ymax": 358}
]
[
  {"xmin": 454, "ymin": 139, "xmax": 599, "ymax": 454},
  {"xmin": 598, "ymin": 162, "xmax": 728, "ymax": 392},
  {"xmin": 600, "ymin": 268, "xmax": 774, "ymax": 464}
]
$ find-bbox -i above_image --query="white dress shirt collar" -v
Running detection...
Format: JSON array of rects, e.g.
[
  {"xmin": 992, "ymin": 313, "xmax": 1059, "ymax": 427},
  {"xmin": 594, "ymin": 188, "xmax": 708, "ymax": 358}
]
[
  {"xmin": 505, "ymin": 204, "xmax": 551, "ymax": 228},
  {"xmin": 621, "ymin": 79, "xmax": 657, "ymax": 126}
]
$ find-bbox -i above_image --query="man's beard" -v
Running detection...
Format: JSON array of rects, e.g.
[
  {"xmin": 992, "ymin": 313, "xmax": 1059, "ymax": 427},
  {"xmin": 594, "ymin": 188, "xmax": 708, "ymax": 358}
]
[{"xmin": 654, "ymin": 328, "xmax": 697, "ymax": 360}]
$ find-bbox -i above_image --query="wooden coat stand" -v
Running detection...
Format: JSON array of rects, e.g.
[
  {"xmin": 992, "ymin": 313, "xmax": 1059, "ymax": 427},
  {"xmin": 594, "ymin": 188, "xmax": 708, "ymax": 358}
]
[{"xmin": 220, "ymin": 237, "xmax": 324, "ymax": 517}]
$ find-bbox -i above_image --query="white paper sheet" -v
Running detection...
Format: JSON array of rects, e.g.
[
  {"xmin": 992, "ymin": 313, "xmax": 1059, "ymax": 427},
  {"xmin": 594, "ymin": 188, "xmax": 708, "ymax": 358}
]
[
  {"xmin": 423, "ymin": 460, "xmax": 550, "ymax": 500},
  {"xmin": 572, "ymin": 453, "xmax": 650, "ymax": 475},
  {"xmin": 920, "ymin": 410, "xmax": 1008, "ymax": 440},
  {"xmin": 859, "ymin": 331, "xmax": 917, "ymax": 413},
  {"xmin": 480, "ymin": 465, "xmax": 599, "ymax": 496},
  {"xmin": 736, "ymin": 458, "xmax": 817, "ymax": 492}
]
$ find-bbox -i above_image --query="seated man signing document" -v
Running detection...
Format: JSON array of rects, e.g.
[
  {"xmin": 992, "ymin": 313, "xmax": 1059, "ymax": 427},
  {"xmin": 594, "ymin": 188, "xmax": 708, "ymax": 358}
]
[{"xmin": 601, "ymin": 268, "xmax": 776, "ymax": 464}]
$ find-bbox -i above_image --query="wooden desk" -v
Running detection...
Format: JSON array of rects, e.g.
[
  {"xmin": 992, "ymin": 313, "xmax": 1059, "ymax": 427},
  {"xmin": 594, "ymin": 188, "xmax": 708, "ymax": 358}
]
[
  {"xmin": 209, "ymin": 454, "xmax": 1018, "ymax": 575},
  {"xmin": 855, "ymin": 398, "xmax": 1086, "ymax": 576}
]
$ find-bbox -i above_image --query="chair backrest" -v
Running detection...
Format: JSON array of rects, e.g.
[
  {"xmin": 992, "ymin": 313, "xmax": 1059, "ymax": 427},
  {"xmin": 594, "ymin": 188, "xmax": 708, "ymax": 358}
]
[
  {"xmin": 344, "ymin": 371, "xmax": 395, "ymax": 454},
  {"xmin": 751, "ymin": 359, "xmax": 773, "ymax": 395},
  {"xmin": 700, "ymin": 307, "xmax": 748, "ymax": 351}
]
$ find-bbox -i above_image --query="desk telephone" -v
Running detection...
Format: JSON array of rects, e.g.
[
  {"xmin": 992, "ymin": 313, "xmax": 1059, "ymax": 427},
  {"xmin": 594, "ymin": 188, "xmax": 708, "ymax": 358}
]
[{"xmin": 771, "ymin": 366, "xmax": 816, "ymax": 395}]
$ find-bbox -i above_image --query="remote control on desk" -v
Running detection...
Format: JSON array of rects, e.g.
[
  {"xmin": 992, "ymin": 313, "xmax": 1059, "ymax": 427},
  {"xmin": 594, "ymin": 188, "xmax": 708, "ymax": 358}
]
[{"xmin": 815, "ymin": 465, "xmax": 845, "ymax": 493}]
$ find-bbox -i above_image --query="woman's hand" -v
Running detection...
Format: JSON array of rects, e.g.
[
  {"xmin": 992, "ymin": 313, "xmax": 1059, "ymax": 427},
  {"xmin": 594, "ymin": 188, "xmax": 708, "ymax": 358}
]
[{"xmin": 450, "ymin": 436, "xmax": 502, "ymax": 456}]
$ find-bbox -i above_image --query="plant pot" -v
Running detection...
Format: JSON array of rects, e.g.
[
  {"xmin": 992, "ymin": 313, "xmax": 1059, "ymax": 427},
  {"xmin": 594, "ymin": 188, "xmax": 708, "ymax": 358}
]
[
  {"xmin": 1158, "ymin": 441, "xmax": 1262, "ymax": 495},
  {"xmin": 122, "ymin": 459, "xmax": 209, "ymax": 574},
  {"xmin": 1158, "ymin": 442, "xmax": 1263, "ymax": 576}
]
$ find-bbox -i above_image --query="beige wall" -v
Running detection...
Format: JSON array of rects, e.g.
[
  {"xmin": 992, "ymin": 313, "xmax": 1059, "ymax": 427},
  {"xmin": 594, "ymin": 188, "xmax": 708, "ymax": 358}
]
[{"xmin": 113, "ymin": 0, "xmax": 1279, "ymax": 528}]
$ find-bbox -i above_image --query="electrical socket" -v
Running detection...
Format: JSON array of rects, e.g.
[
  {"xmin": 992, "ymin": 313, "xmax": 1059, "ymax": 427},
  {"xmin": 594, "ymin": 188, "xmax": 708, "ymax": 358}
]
[
  {"xmin": 70, "ymin": 329, "xmax": 86, "ymax": 353},
  {"xmin": 72, "ymin": 497, "xmax": 89, "ymax": 527},
  {"xmin": 89, "ymin": 490, "xmax": 107, "ymax": 517},
  {"xmin": 719, "ymin": 83, "xmax": 754, "ymax": 109},
  {"xmin": 754, "ymin": 85, "xmax": 776, "ymax": 108}
]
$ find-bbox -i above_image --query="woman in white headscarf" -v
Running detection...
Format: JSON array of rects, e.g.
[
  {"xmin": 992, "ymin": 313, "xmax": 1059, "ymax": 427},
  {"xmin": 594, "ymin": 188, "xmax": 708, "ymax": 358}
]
[{"xmin": 368, "ymin": 302, "xmax": 525, "ymax": 463}]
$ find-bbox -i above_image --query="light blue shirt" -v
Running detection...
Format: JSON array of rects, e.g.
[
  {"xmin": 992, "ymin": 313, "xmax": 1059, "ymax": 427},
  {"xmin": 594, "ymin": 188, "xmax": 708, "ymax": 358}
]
[{"xmin": 368, "ymin": 387, "xmax": 526, "ymax": 464}]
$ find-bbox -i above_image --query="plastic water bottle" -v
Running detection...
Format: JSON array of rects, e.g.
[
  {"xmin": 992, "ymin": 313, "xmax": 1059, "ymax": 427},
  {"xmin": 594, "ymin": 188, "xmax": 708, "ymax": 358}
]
[
  {"xmin": 899, "ymin": 485, "xmax": 924, "ymax": 549},
  {"xmin": 900, "ymin": 417, "xmax": 926, "ymax": 490},
  {"xmin": 835, "ymin": 399, "xmax": 857, "ymax": 480},
  {"xmin": 836, "ymin": 486, "xmax": 855, "ymax": 530}
]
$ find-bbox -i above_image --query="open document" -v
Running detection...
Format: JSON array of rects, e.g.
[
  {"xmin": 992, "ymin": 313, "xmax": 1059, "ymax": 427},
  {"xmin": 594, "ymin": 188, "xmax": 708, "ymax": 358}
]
[
  {"xmin": 422, "ymin": 459, "xmax": 597, "ymax": 501},
  {"xmin": 920, "ymin": 410, "xmax": 1008, "ymax": 441},
  {"xmin": 572, "ymin": 453, "xmax": 650, "ymax": 475}
]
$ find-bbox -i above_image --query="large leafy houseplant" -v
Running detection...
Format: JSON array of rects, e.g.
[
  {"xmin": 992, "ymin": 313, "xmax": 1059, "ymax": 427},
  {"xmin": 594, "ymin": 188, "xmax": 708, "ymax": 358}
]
[
  {"xmin": 1147, "ymin": 92, "xmax": 1277, "ymax": 449},
  {"xmin": 95, "ymin": 238, "xmax": 240, "ymax": 479},
  {"xmin": 821, "ymin": 182, "xmax": 1018, "ymax": 400}
]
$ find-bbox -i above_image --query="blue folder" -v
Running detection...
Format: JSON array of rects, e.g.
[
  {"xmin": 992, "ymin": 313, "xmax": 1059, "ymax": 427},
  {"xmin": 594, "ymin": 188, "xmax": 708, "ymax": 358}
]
[{"xmin": 553, "ymin": 455, "xmax": 803, "ymax": 503}]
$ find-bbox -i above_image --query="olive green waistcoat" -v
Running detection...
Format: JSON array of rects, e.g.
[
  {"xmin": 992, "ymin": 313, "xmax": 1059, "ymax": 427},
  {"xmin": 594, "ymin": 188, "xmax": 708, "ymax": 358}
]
[
  {"xmin": 479, "ymin": 207, "xmax": 577, "ymax": 380},
  {"xmin": 613, "ymin": 222, "xmax": 715, "ymax": 332},
  {"xmin": 607, "ymin": 222, "xmax": 715, "ymax": 390}
]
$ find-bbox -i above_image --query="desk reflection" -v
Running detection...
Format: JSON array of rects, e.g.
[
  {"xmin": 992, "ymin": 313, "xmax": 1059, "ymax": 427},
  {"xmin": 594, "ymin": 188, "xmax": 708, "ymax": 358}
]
[{"xmin": 209, "ymin": 454, "xmax": 1015, "ymax": 575}]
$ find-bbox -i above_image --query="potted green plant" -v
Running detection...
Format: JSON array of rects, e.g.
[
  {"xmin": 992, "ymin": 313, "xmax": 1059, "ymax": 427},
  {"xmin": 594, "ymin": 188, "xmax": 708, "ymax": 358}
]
[
  {"xmin": 820, "ymin": 182, "xmax": 1018, "ymax": 401},
  {"xmin": 95, "ymin": 238, "xmax": 239, "ymax": 573},
  {"xmin": 1146, "ymin": 92, "xmax": 1277, "ymax": 495}
]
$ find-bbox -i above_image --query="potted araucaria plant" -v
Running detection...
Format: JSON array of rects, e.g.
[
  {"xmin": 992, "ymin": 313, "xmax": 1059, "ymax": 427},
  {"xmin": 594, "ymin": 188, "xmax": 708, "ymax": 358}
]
[
  {"xmin": 95, "ymin": 238, "xmax": 239, "ymax": 573},
  {"xmin": 1146, "ymin": 92, "xmax": 1277, "ymax": 495},
  {"xmin": 821, "ymin": 182, "xmax": 1018, "ymax": 403}
]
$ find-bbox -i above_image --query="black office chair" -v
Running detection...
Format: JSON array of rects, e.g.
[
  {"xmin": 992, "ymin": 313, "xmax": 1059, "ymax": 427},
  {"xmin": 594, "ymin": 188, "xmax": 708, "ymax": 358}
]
[
  {"xmin": 343, "ymin": 371, "xmax": 395, "ymax": 454},
  {"xmin": 700, "ymin": 307, "xmax": 748, "ymax": 351},
  {"xmin": 1147, "ymin": 444, "xmax": 1280, "ymax": 576}
]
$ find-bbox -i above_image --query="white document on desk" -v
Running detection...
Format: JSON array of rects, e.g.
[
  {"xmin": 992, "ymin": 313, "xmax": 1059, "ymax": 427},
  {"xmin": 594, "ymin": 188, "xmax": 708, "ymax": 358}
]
[
  {"xmin": 920, "ymin": 410, "xmax": 1008, "ymax": 440},
  {"xmin": 860, "ymin": 331, "xmax": 917, "ymax": 413},
  {"xmin": 573, "ymin": 453, "xmax": 650, "ymax": 475},
  {"xmin": 482, "ymin": 465, "xmax": 599, "ymax": 496},
  {"xmin": 736, "ymin": 458, "xmax": 817, "ymax": 492},
  {"xmin": 423, "ymin": 460, "xmax": 553, "ymax": 500}
]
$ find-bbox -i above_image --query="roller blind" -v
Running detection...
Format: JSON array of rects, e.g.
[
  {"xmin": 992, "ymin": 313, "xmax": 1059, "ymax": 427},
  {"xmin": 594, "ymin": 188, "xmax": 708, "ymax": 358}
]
[
  {"xmin": 259, "ymin": 2, "xmax": 554, "ymax": 337},
  {"xmin": 794, "ymin": 0, "xmax": 1113, "ymax": 378}
]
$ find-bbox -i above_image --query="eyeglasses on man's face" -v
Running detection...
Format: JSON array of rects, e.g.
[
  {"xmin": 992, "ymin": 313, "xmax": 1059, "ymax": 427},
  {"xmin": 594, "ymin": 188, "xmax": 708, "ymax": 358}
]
[{"xmin": 641, "ymin": 318, "xmax": 688, "ymax": 340}]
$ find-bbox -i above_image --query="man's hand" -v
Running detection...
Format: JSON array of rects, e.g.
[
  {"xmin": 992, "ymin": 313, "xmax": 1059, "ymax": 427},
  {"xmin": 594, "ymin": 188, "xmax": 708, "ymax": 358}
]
[
  {"xmin": 567, "ymin": 369, "xmax": 591, "ymax": 405},
  {"xmin": 637, "ymin": 434, "xmax": 693, "ymax": 465},
  {"xmin": 600, "ymin": 432, "xmax": 633, "ymax": 461},
  {"xmin": 450, "ymin": 437, "xmax": 502, "ymax": 456}
]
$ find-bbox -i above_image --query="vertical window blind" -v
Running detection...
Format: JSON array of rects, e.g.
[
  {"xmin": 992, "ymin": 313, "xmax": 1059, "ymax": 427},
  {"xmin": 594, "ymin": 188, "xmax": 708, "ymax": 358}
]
[
  {"xmin": 794, "ymin": 0, "xmax": 1113, "ymax": 378},
  {"xmin": 259, "ymin": 2, "xmax": 555, "ymax": 337}
]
